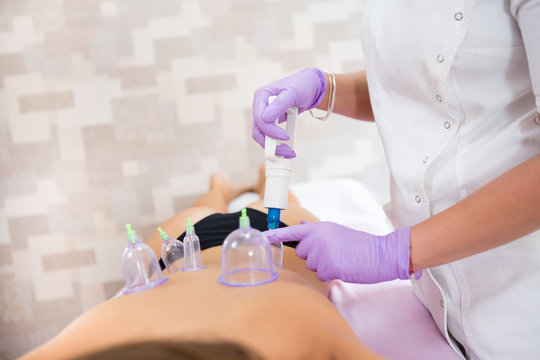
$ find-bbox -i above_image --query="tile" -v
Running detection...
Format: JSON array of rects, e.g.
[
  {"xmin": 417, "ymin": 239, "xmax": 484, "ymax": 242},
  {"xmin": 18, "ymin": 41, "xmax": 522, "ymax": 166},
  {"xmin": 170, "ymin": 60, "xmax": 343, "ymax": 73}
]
[
  {"xmin": 78, "ymin": 282, "xmax": 105, "ymax": 311},
  {"xmin": 121, "ymin": 160, "xmax": 140, "ymax": 177},
  {"xmin": 146, "ymin": 5, "xmax": 209, "ymax": 39},
  {"xmin": 56, "ymin": 128, "xmax": 86, "ymax": 163},
  {"xmin": 110, "ymin": 188, "xmax": 139, "ymax": 226},
  {"xmin": 42, "ymin": 249, "xmax": 96, "ymax": 271},
  {"xmin": 110, "ymin": 65, "xmax": 157, "ymax": 89},
  {"xmin": 6, "ymin": 140, "xmax": 59, "ymax": 176},
  {"xmin": 111, "ymin": 95, "xmax": 165, "ymax": 141},
  {"xmin": 65, "ymin": 189, "xmax": 114, "ymax": 216},
  {"xmin": 153, "ymin": 36, "xmax": 193, "ymax": 70},
  {"xmin": 31, "ymin": 0, "xmax": 65, "ymax": 32},
  {"xmin": 100, "ymin": 1, "xmax": 118, "ymax": 17},
  {"xmin": 47, "ymin": 203, "xmax": 95, "ymax": 237},
  {"xmin": 0, "ymin": 208, "xmax": 10, "ymax": 245},
  {"xmin": 184, "ymin": 73, "xmax": 237, "ymax": 95},
  {"xmin": 0, "ymin": 16, "xmax": 40, "ymax": 55},
  {"xmin": 314, "ymin": 20, "xmax": 350, "ymax": 52},
  {"xmin": 18, "ymin": 90, "xmax": 74, "ymax": 113},
  {"xmin": 43, "ymin": 29, "xmax": 90, "ymax": 57},
  {"xmin": 0, "ymin": 171, "xmax": 38, "ymax": 198},
  {"xmin": 8, "ymin": 112, "xmax": 52, "ymax": 144},
  {"xmin": 102, "ymin": 279, "xmax": 124, "ymax": 299},
  {"xmin": 0, "ymin": 6, "xmax": 13, "ymax": 32},
  {"xmin": 0, "ymin": 53, "xmax": 27, "ymax": 87},
  {"xmin": 24, "ymin": 44, "xmax": 72, "ymax": 78},
  {"xmin": 269, "ymin": 48, "xmax": 316, "ymax": 72},
  {"xmin": 4, "ymin": 178, "xmax": 67, "ymax": 218},
  {"xmin": 32, "ymin": 269, "xmax": 75, "ymax": 302},
  {"xmin": 56, "ymin": 79, "xmax": 122, "ymax": 128},
  {"xmin": 7, "ymin": 215, "xmax": 50, "ymax": 250},
  {"xmin": 78, "ymin": 239, "xmax": 126, "ymax": 284},
  {"xmin": 175, "ymin": 92, "xmax": 217, "ymax": 124},
  {"xmin": 62, "ymin": 0, "xmax": 101, "ymax": 29},
  {"xmin": 0, "ymin": 244, "xmax": 13, "ymax": 266},
  {"xmin": 0, "ymin": 119, "xmax": 9, "ymax": 163},
  {"xmin": 151, "ymin": 185, "xmax": 175, "ymax": 222},
  {"xmin": 172, "ymin": 192, "xmax": 202, "ymax": 214}
]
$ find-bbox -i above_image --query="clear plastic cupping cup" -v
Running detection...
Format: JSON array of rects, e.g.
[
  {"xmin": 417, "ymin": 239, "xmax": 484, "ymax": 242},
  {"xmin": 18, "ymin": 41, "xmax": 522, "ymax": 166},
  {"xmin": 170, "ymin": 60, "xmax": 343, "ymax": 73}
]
[
  {"xmin": 122, "ymin": 224, "xmax": 168, "ymax": 294},
  {"xmin": 183, "ymin": 217, "xmax": 205, "ymax": 271},
  {"xmin": 159, "ymin": 227, "xmax": 184, "ymax": 274},
  {"xmin": 271, "ymin": 240, "xmax": 283, "ymax": 268},
  {"xmin": 218, "ymin": 208, "xmax": 279, "ymax": 287}
]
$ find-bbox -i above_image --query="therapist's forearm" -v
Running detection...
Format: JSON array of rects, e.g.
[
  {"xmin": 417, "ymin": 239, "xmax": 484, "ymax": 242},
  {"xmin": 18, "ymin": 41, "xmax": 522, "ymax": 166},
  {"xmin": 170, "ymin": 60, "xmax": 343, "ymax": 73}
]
[
  {"xmin": 316, "ymin": 70, "xmax": 374, "ymax": 121},
  {"xmin": 411, "ymin": 151, "xmax": 540, "ymax": 270}
]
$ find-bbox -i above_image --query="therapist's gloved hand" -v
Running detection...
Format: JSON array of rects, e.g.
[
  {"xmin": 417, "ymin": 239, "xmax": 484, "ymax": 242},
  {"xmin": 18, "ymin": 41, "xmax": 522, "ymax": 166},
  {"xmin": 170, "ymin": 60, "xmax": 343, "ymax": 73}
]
[
  {"xmin": 263, "ymin": 221, "xmax": 422, "ymax": 283},
  {"xmin": 252, "ymin": 68, "xmax": 327, "ymax": 158}
]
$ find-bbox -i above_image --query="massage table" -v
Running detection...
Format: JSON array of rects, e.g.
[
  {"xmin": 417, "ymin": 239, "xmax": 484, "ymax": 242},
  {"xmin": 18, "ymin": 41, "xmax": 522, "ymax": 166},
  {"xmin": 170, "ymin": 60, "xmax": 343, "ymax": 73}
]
[{"xmin": 114, "ymin": 177, "xmax": 461, "ymax": 358}]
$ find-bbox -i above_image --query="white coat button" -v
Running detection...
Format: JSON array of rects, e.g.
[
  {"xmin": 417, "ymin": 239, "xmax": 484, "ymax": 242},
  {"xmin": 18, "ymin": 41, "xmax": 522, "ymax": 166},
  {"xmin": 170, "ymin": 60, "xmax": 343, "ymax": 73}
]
[
  {"xmin": 444, "ymin": 121, "xmax": 451, "ymax": 129},
  {"xmin": 415, "ymin": 195, "xmax": 421, "ymax": 203},
  {"xmin": 423, "ymin": 156, "xmax": 429, "ymax": 163},
  {"xmin": 440, "ymin": 299, "xmax": 444, "ymax": 308},
  {"xmin": 437, "ymin": 54, "xmax": 445, "ymax": 63},
  {"xmin": 455, "ymin": 12, "xmax": 463, "ymax": 21},
  {"xmin": 436, "ymin": 94, "xmax": 442, "ymax": 102}
]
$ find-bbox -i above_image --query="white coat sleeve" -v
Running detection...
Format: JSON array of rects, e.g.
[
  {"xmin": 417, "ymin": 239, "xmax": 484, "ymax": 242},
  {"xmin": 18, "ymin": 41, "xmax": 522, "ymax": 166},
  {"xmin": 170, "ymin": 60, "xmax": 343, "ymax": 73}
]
[{"xmin": 511, "ymin": 0, "xmax": 540, "ymax": 113}]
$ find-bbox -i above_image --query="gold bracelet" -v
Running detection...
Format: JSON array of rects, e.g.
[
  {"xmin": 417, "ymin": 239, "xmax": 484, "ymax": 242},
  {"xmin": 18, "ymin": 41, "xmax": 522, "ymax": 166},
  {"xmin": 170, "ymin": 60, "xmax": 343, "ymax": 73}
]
[{"xmin": 309, "ymin": 71, "xmax": 335, "ymax": 121}]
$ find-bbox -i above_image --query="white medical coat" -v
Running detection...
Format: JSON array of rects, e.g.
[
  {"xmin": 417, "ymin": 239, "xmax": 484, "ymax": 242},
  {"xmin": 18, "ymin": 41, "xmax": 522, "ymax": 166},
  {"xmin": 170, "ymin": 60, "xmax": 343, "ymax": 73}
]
[{"xmin": 362, "ymin": 0, "xmax": 540, "ymax": 358}]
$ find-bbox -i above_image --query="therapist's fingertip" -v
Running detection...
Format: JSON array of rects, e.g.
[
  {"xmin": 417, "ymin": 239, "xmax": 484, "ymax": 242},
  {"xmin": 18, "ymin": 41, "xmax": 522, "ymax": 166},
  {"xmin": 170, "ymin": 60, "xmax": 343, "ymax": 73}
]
[
  {"xmin": 295, "ymin": 246, "xmax": 308, "ymax": 260},
  {"xmin": 262, "ymin": 231, "xmax": 279, "ymax": 243},
  {"xmin": 300, "ymin": 220, "xmax": 311, "ymax": 225},
  {"xmin": 275, "ymin": 144, "xmax": 296, "ymax": 158},
  {"xmin": 305, "ymin": 256, "xmax": 318, "ymax": 272},
  {"xmin": 317, "ymin": 274, "xmax": 330, "ymax": 283},
  {"xmin": 268, "ymin": 237, "xmax": 283, "ymax": 244},
  {"xmin": 265, "ymin": 127, "xmax": 290, "ymax": 141}
]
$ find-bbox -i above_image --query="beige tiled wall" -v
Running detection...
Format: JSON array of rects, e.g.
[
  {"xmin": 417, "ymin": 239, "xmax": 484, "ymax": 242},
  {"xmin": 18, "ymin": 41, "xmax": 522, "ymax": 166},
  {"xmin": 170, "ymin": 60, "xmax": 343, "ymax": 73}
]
[{"xmin": 0, "ymin": 0, "xmax": 390, "ymax": 358}]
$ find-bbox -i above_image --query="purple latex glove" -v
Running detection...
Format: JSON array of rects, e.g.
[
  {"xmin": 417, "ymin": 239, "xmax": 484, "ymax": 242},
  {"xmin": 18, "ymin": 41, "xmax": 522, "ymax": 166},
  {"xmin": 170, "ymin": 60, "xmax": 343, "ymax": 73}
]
[
  {"xmin": 263, "ymin": 221, "xmax": 422, "ymax": 283},
  {"xmin": 252, "ymin": 68, "xmax": 326, "ymax": 158}
]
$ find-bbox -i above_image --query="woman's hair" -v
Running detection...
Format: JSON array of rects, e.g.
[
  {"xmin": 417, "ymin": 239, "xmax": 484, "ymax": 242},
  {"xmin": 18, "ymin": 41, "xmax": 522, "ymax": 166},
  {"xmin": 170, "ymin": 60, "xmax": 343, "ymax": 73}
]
[{"xmin": 72, "ymin": 340, "xmax": 264, "ymax": 360}]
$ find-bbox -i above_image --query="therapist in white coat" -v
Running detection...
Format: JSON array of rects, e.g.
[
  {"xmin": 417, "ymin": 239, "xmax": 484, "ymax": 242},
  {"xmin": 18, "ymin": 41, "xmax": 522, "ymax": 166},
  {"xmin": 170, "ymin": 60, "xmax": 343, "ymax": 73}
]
[{"xmin": 252, "ymin": 1, "xmax": 540, "ymax": 359}]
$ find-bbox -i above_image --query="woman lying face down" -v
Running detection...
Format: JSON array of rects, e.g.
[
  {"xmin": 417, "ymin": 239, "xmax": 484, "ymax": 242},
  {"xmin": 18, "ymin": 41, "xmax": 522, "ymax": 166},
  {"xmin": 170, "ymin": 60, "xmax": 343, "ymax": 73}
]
[{"xmin": 21, "ymin": 172, "xmax": 382, "ymax": 360}]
